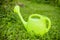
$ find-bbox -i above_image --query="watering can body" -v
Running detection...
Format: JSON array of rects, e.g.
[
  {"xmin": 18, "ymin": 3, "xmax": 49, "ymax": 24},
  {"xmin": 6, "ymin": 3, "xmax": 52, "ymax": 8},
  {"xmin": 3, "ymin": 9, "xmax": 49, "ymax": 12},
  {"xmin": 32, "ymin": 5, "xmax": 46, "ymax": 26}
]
[
  {"xmin": 14, "ymin": 5, "xmax": 51, "ymax": 36},
  {"xmin": 24, "ymin": 14, "xmax": 51, "ymax": 36}
]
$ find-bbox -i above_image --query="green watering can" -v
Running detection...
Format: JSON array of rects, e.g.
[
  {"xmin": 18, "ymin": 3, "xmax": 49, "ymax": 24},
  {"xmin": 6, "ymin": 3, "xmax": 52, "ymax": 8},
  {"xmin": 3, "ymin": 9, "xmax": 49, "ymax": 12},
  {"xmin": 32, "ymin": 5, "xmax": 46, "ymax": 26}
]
[{"xmin": 14, "ymin": 5, "xmax": 51, "ymax": 36}]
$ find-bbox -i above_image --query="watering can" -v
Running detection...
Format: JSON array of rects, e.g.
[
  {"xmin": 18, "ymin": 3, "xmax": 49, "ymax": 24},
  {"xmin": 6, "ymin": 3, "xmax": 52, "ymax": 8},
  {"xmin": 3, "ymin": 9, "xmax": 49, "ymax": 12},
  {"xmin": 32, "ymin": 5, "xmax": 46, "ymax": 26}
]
[{"xmin": 14, "ymin": 5, "xmax": 51, "ymax": 36}]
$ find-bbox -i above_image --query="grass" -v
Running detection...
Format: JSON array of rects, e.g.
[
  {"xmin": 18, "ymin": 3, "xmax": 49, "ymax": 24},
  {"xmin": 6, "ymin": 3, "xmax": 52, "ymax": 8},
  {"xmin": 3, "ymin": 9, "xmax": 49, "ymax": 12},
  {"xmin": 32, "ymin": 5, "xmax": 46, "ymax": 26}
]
[{"xmin": 0, "ymin": 0, "xmax": 60, "ymax": 40}]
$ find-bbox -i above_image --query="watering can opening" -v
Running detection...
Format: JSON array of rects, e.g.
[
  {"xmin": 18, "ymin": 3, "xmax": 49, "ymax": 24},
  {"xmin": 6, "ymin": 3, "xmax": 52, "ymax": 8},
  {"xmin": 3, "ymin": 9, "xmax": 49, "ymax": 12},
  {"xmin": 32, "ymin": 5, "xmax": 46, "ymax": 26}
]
[{"xmin": 31, "ymin": 16, "xmax": 40, "ymax": 19}]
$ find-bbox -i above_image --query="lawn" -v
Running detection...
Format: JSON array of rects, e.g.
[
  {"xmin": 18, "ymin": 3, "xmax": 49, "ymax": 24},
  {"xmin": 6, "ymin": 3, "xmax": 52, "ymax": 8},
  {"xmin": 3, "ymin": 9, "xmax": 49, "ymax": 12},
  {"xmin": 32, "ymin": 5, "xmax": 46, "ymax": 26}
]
[{"xmin": 0, "ymin": 0, "xmax": 60, "ymax": 40}]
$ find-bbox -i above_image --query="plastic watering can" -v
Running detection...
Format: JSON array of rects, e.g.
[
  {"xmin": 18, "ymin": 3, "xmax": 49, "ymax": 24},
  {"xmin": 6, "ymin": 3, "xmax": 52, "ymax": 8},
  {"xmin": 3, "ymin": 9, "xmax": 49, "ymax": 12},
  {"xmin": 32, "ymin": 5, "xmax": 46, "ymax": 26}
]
[{"xmin": 14, "ymin": 5, "xmax": 51, "ymax": 36}]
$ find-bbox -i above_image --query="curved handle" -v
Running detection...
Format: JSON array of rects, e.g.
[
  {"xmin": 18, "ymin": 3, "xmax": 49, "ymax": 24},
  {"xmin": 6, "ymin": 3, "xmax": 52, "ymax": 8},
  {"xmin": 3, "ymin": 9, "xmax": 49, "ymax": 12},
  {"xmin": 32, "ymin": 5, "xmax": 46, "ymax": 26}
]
[
  {"xmin": 45, "ymin": 17, "xmax": 51, "ymax": 32},
  {"xmin": 29, "ymin": 14, "xmax": 42, "ymax": 19}
]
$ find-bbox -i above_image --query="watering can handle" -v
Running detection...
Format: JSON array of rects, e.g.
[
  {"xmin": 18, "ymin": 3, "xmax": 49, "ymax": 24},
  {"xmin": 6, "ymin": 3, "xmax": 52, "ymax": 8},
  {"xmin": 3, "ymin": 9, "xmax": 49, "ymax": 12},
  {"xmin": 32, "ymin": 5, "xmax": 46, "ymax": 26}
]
[
  {"xmin": 29, "ymin": 14, "xmax": 42, "ymax": 19},
  {"xmin": 45, "ymin": 17, "xmax": 51, "ymax": 31}
]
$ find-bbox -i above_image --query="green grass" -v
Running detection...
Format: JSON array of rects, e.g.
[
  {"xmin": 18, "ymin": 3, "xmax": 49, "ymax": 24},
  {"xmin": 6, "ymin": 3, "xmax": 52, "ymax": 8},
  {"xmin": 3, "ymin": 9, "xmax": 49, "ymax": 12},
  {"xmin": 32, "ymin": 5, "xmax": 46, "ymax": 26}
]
[{"xmin": 0, "ymin": 0, "xmax": 60, "ymax": 40}]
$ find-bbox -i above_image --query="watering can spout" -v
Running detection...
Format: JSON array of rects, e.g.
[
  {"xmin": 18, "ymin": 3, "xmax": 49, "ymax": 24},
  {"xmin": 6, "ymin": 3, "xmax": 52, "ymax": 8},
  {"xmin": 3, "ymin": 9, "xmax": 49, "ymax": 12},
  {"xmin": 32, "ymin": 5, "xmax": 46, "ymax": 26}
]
[{"xmin": 14, "ymin": 5, "xmax": 27, "ymax": 26}]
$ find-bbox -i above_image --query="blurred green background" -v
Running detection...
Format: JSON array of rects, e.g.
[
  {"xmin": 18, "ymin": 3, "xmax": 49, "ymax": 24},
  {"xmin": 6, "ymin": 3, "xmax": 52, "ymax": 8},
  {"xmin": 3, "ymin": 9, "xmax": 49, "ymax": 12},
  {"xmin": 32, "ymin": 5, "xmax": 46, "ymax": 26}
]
[{"xmin": 0, "ymin": 0, "xmax": 60, "ymax": 40}]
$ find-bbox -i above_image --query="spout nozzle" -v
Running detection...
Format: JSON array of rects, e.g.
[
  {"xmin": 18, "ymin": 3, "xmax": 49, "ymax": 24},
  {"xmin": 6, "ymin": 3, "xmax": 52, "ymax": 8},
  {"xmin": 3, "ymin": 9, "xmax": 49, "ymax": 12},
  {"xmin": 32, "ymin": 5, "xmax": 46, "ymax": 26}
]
[
  {"xmin": 14, "ymin": 5, "xmax": 20, "ymax": 14},
  {"xmin": 14, "ymin": 5, "xmax": 27, "ymax": 26}
]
